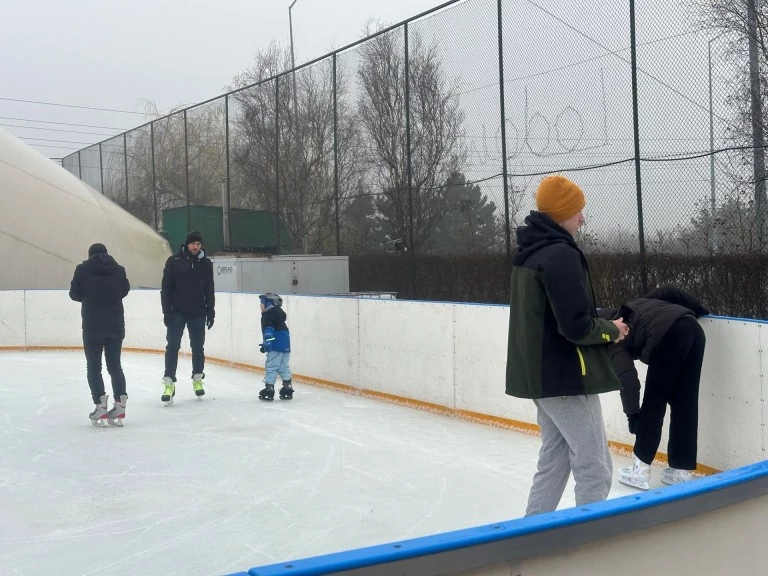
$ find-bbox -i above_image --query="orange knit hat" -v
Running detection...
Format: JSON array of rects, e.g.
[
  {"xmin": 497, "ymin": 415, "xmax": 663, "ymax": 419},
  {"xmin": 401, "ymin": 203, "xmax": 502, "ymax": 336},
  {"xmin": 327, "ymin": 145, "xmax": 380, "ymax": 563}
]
[{"xmin": 535, "ymin": 175, "xmax": 586, "ymax": 222}]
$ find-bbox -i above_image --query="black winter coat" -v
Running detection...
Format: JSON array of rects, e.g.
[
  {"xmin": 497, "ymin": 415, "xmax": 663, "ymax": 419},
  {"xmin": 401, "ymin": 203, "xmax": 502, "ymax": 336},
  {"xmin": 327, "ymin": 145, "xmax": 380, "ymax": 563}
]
[
  {"xmin": 598, "ymin": 285, "xmax": 709, "ymax": 415},
  {"xmin": 161, "ymin": 245, "xmax": 215, "ymax": 320},
  {"xmin": 69, "ymin": 253, "xmax": 130, "ymax": 338},
  {"xmin": 506, "ymin": 211, "xmax": 620, "ymax": 399}
]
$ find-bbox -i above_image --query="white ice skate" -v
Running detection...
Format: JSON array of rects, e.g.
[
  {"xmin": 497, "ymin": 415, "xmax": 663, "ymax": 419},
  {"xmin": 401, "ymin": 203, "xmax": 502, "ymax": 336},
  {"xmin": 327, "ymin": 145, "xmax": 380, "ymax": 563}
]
[
  {"xmin": 661, "ymin": 467, "xmax": 693, "ymax": 485},
  {"xmin": 89, "ymin": 394, "xmax": 108, "ymax": 427},
  {"xmin": 161, "ymin": 377, "xmax": 175, "ymax": 406},
  {"xmin": 618, "ymin": 457, "xmax": 651, "ymax": 490},
  {"xmin": 106, "ymin": 395, "xmax": 127, "ymax": 427}
]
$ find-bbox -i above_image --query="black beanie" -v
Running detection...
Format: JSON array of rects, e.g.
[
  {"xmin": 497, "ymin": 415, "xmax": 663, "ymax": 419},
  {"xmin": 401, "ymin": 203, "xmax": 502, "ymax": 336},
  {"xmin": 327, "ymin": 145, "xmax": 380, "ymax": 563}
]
[
  {"xmin": 88, "ymin": 243, "xmax": 108, "ymax": 257},
  {"xmin": 185, "ymin": 231, "xmax": 203, "ymax": 245}
]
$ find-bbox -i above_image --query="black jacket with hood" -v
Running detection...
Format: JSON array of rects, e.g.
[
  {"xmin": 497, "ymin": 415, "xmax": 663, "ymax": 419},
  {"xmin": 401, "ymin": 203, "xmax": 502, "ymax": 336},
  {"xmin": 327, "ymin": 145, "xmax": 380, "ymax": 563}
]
[
  {"xmin": 161, "ymin": 244, "xmax": 215, "ymax": 320},
  {"xmin": 506, "ymin": 211, "xmax": 620, "ymax": 399},
  {"xmin": 69, "ymin": 253, "xmax": 130, "ymax": 338},
  {"xmin": 598, "ymin": 285, "xmax": 709, "ymax": 415}
]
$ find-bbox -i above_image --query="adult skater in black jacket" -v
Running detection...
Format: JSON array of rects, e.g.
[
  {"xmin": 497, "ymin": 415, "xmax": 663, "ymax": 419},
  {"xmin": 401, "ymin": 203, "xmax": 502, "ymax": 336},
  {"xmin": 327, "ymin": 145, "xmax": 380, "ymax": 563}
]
[
  {"xmin": 599, "ymin": 285, "xmax": 709, "ymax": 489},
  {"xmin": 160, "ymin": 230, "xmax": 215, "ymax": 405},
  {"xmin": 69, "ymin": 243, "xmax": 130, "ymax": 426}
]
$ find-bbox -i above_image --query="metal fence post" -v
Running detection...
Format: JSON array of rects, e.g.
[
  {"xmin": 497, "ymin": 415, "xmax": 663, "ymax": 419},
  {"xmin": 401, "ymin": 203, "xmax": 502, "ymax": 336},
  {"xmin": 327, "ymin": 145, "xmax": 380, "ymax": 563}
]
[
  {"xmin": 629, "ymin": 0, "xmax": 648, "ymax": 293},
  {"xmin": 123, "ymin": 132, "xmax": 129, "ymax": 207},
  {"xmin": 98, "ymin": 142, "xmax": 105, "ymax": 195},
  {"xmin": 184, "ymin": 110, "xmax": 191, "ymax": 231},
  {"xmin": 151, "ymin": 122, "xmax": 158, "ymax": 231},
  {"xmin": 747, "ymin": 0, "xmax": 767, "ymax": 249},
  {"xmin": 225, "ymin": 94, "xmax": 231, "ymax": 247},
  {"xmin": 405, "ymin": 22, "xmax": 414, "ymax": 255},
  {"xmin": 333, "ymin": 53, "xmax": 341, "ymax": 256},
  {"xmin": 275, "ymin": 77, "xmax": 282, "ymax": 252},
  {"xmin": 497, "ymin": 0, "xmax": 511, "ymax": 268}
]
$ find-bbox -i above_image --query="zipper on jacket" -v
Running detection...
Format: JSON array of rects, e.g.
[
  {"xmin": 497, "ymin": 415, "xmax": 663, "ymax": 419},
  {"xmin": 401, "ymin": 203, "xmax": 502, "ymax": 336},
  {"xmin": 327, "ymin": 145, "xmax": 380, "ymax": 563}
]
[{"xmin": 575, "ymin": 346, "xmax": 586, "ymax": 376}]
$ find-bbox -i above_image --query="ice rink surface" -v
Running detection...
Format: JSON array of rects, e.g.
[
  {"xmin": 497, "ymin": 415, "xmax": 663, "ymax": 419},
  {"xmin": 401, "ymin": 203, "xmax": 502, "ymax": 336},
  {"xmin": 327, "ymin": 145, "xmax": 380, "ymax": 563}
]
[{"xmin": 1, "ymin": 350, "xmax": 646, "ymax": 576}]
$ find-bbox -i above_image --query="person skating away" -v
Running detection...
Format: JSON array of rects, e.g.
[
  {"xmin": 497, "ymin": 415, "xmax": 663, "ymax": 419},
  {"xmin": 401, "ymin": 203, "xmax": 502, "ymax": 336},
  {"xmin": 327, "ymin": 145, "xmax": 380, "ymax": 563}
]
[
  {"xmin": 160, "ymin": 231, "xmax": 215, "ymax": 405},
  {"xmin": 258, "ymin": 293, "xmax": 293, "ymax": 401},
  {"xmin": 506, "ymin": 175, "xmax": 629, "ymax": 516},
  {"xmin": 69, "ymin": 243, "xmax": 130, "ymax": 426},
  {"xmin": 599, "ymin": 285, "xmax": 709, "ymax": 490}
]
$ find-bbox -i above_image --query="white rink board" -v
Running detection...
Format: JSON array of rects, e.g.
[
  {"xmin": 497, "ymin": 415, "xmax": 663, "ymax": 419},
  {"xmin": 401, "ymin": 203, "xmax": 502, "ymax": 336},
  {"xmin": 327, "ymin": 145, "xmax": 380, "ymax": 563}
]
[
  {"xmin": 452, "ymin": 304, "xmax": 537, "ymax": 423},
  {"xmin": 698, "ymin": 319, "xmax": 764, "ymax": 468},
  {"xmin": 288, "ymin": 295, "xmax": 360, "ymax": 386},
  {"xmin": 228, "ymin": 292, "xmax": 264, "ymax": 366},
  {"xmin": 2, "ymin": 290, "xmax": 766, "ymax": 472},
  {"xmin": 0, "ymin": 290, "xmax": 25, "ymax": 346},
  {"xmin": 359, "ymin": 299, "xmax": 456, "ymax": 406},
  {"xmin": 24, "ymin": 290, "xmax": 79, "ymax": 347},
  {"xmin": 123, "ymin": 290, "xmax": 167, "ymax": 351}
]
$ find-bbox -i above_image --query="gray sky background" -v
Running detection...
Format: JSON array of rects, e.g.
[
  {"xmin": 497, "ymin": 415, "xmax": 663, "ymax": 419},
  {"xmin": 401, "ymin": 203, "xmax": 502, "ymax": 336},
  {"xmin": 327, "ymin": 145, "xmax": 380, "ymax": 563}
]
[{"xmin": 0, "ymin": 0, "xmax": 444, "ymax": 159}]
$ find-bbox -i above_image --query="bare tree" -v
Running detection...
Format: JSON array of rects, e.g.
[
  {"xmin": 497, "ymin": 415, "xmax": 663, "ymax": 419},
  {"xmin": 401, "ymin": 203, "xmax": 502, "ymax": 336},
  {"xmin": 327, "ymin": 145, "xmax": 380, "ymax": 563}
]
[
  {"xmin": 693, "ymin": 0, "xmax": 768, "ymax": 242},
  {"xmin": 229, "ymin": 41, "xmax": 363, "ymax": 253},
  {"xmin": 356, "ymin": 26, "xmax": 466, "ymax": 254},
  {"xmin": 121, "ymin": 101, "xmax": 226, "ymax": 229}
]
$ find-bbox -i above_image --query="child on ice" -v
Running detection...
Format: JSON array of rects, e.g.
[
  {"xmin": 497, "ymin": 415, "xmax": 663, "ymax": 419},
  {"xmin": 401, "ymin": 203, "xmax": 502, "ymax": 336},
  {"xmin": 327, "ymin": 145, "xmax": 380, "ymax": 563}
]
[{"xmin": 258, "ymin": 293, "xmax": 293, "ymax": 400}]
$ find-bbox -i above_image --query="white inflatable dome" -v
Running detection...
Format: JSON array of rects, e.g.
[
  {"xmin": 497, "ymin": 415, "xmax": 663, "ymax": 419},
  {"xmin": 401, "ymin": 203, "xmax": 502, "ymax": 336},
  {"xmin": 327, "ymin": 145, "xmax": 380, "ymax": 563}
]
[{"xmin": 0, "ymin": 128, "xmax": 170, "ymax": 289}]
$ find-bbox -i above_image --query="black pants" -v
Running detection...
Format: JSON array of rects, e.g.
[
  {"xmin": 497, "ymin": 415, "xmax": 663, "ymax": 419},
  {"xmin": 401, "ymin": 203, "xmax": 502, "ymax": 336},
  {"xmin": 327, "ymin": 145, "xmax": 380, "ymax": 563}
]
[
  {"xmin": 84, "ymin": 332, "xmax": 126, "ymax": 404},
  {"xmin": 634, "ymin": 316, "xmax": 706, "ymax": 470},
  {"xmin": 164, "ymin": 311, "xmax": 206, "ymax": 381}
]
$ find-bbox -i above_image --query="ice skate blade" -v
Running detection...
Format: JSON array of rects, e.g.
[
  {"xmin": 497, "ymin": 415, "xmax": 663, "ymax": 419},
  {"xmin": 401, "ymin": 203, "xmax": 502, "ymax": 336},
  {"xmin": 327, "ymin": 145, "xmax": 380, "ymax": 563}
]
[
  {"xmin": 259, "ymin": 396, "xmax": 274, "ymax": 401},
  {"xmin": 90, "ymin": 419, "xmax": 106, "ymax": 427},
  {"xmin": 661, "ymin": 475, "xmax": 691, "ymax": 486},
  {"xmin": 618, "ymin": 476, "xmax": 650, "ymax": 491},
  {"xmin": 107, "ymin": 418, "xmax": 124, "ymax": 427},
  {"xmin": 162, "ymin": 399, "xmax": 174, "ymax": 407}
]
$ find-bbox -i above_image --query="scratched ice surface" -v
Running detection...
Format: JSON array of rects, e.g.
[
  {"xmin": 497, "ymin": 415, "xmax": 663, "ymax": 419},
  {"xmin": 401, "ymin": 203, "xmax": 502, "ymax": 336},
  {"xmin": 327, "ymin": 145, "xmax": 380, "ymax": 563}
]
[{"xmin": 0, "ymin": 351, "xmax": 641, "ymax": 576}]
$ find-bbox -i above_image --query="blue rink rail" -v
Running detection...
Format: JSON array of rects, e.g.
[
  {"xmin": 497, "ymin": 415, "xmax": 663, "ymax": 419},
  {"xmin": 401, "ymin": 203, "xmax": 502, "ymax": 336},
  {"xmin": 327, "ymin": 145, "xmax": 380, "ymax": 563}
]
[{"xmin": 224, "ymin": 460, "xmax": 768, "ymax": 576}]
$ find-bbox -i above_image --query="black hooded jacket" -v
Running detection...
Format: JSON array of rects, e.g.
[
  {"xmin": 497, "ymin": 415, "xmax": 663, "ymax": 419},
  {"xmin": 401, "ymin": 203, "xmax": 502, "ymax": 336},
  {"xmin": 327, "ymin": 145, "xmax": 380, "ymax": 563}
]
[
  {"xmin": 598, "ymin": 285, "xmax": 709, "ymax": 415},
  {"xmin": 69, "ymin": 253, "xmax": 130, "ymax": 337},
  {"xmin": 506, "ymin": 211, "xmax": 620, "ymax": 399},
  {"xmin": 161, "ymin": 244, "xmax": 215, "ymax": 320}
]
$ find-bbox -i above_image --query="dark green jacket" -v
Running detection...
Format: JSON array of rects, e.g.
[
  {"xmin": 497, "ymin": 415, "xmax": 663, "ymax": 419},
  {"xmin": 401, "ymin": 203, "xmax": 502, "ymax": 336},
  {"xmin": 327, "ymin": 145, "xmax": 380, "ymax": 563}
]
[{"xmin": 506, "ymin": 212, "xmax": 620, "ymax": 399}]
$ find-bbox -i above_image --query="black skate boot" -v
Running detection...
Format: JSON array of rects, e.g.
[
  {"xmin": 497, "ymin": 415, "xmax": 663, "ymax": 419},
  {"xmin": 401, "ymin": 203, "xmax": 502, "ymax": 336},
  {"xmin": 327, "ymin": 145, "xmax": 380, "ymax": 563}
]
[
  {"xmin": 279, "ymin": 380, "xmax": 294, "ymax": 400},
  {"xmin": 259, "ymin": 384, "xmax": 275, "ymax": 401}
]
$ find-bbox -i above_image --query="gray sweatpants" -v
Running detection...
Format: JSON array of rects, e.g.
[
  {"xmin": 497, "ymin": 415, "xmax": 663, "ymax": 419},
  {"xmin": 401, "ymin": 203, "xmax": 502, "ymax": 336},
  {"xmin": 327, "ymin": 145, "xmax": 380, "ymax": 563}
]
[{"xmin": 525, "ymin": 395, "xmax": 613, "ymax": 516}]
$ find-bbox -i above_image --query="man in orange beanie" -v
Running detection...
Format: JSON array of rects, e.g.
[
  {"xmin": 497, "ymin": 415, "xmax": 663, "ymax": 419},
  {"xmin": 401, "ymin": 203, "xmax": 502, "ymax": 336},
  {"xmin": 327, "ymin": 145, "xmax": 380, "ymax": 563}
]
[{"xmin": 506, "ymin": 174, "xmax": 629, "ymax": 515}]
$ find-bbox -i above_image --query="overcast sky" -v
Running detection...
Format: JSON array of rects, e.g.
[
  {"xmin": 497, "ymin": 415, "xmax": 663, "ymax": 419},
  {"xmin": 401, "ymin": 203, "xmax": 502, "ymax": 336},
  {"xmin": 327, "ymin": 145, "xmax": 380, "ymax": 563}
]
[{"xmin": 0, "ymin": 0, "xmax": 448, "ymax": 159}]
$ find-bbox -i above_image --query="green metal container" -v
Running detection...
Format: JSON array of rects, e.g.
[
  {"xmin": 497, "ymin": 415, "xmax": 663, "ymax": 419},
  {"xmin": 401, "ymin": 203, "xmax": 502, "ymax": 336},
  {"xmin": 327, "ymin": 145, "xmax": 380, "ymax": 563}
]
[
  {"xmin": 162, "ymin": 205, "xmax": 291, "ymax": 254},
  {"xmin": 162, "ymin": 205, "xmax": 223, "ymax": 253}
]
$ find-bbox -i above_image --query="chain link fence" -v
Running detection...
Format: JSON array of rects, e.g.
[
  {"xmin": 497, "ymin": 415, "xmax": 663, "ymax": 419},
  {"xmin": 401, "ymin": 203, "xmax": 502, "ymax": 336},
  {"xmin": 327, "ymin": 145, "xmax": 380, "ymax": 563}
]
[{"xmin": 59, "ymin": 0, "xmax": 768, "ymax": 313}]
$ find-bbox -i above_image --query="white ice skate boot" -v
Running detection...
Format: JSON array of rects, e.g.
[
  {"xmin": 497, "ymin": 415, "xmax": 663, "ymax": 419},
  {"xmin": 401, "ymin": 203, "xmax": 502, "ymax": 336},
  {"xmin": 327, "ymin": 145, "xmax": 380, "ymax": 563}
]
[
  {"xmin": 89, "ymin": 394, "xmax": 108, "ymax": 427},
  {"xmin": 618, "ymin": 456, "xmax": 651, "ymax": 490},
  {"xmin": 192, "ymin": 373, "xmax": 205, "ymax": 399},
  {"xmin": 161, "ymin": 377, "xmax": 175, "ymax": 406},
  {"xmin": 661, "ymin": 467, "xmax": 693, "ymax": 485},
  {"xmin": 106, "ymin": 395, "xmax": 127, "ymax": 427}
]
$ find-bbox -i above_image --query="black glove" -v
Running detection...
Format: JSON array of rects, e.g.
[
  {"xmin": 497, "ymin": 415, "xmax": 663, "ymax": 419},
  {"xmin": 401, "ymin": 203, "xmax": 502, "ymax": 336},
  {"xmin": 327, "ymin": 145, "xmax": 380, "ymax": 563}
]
[
  {"xmin": 163, "ymin": 313, "xmax": 170, "ymax": 327},
  {"xmin": 627, "ymin": 413, "xmax": 640, "ymax": 435},
  {"xmin": 259, "ymin": 344, "xmax": 266, "ymax": 354},
  {"xmin": 206, "ymin": 315, "xmax": 215, "ymax": 330}
]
